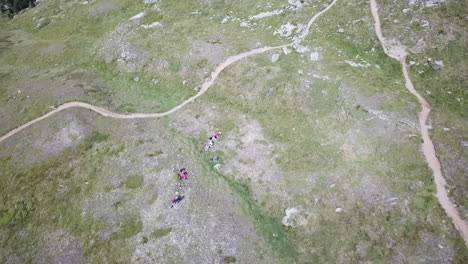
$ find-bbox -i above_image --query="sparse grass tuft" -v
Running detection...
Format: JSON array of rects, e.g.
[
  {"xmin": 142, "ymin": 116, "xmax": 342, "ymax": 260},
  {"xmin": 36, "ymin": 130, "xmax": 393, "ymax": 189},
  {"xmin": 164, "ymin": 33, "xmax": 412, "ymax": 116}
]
[
  {"xmin": 147, "ymin": 194, "xmax": 158, "ymax": 205},
  {"xmin": 113, "ymin": 216, "xmax": 143, "ymax": 240},
  {"xmin": 125, "ymin": 174, "xmax": 144, "ymax": 189},
  {"xmin": 149, "ymin": 228, "xmax": 172, "ymax": 239},
  {"xmin": 223, "ymin": 256, "xmax": 237, "ymax": 263}
]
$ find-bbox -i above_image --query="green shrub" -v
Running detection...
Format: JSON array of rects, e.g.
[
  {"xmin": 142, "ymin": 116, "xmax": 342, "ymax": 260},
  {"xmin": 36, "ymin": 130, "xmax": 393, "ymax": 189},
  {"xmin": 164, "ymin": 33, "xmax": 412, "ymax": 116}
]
[{"xmin": 223, "ymin": 256, "xmax": 237, "ymax": 263}]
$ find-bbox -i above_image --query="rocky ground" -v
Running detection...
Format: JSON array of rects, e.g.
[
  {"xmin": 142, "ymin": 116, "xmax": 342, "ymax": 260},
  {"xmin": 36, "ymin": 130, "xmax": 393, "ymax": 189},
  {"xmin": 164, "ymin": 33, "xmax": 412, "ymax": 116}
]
[{"xmin": 0, "ymin": 0, "xmax": 467, "ymax": 263}]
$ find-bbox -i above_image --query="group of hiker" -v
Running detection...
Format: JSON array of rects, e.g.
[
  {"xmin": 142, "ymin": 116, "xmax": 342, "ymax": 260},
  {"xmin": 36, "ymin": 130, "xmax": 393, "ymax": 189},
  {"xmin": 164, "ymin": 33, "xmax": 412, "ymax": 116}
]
[
  {"xmin": 170, "ymin": 132, "xmax": 221, "ymax": 207},
  {"xmin": 203, "ymin": 132, "xmax": 221, "ymax": 151}
]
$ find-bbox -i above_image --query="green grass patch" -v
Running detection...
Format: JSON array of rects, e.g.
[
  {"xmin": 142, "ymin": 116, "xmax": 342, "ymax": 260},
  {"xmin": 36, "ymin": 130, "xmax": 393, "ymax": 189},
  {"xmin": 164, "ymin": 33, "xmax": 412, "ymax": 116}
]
[
  {"xmin": 193, "ymin": 140, "xmax": 299, "ymax": 263},
  {"xmin": 147, "ymin": 194, "xmax": 158, "ymax": 205},
  {"xmin": 113, "ymin": 216, "xmax": 143, "ymax": 240},
  {"xmin": 149, "ymin": 227, "xmax": 172, "ymax": 239},
  {"xmin": 223, "ymin": 256, "xmax": 237, "ymax": 263},
  {"xmin": 125, "ymin": 174, "xmax": 144, "ymax": 189}
]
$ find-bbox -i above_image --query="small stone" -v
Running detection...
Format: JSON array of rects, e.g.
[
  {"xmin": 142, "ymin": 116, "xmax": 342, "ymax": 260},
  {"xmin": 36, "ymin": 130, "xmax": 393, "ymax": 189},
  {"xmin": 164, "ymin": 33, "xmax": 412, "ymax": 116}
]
[
  {"xmin": 310, "ymin": 51, "xmax": 319, "ymax": 61},
  {"xmin": 271, "ymin": 53, "xmax": 280, "ymax": 63},
  {"xmin": 134, "ymin": 76, "xmax": 139, "ymax": 82},
  {"xmin": 335, "ymin": 208, "xmax": 342, "ymax": 212},
  {"xmin": 337, "ymin": 27, "xmax": 344, "ymax": 33},
  {"xmin": 443, "ymin": 128, "xmax": 450, "ymax": 131}
]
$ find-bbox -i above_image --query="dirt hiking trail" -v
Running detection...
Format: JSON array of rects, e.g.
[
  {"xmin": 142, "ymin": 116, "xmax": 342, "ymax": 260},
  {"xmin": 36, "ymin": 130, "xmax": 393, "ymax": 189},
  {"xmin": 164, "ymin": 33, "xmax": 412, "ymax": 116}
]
[
  {"xmin": 0, "ymin": 0, "xmax": 338, "ymax": 144},
  {"xmin": 371, "ymin": 0, "xmax": 468, "ymax": 247}
]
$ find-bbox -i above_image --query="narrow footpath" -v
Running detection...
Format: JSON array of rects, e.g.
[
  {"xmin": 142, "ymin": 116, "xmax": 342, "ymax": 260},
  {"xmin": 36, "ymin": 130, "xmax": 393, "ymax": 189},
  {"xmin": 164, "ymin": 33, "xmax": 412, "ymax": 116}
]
[
  {"xmin": 371, "ymin": 0, "xmax": 468, "ymax": 247},
  {"xmin": 0, "ymin": 0, "xmax": 339, "ymax": 144}
]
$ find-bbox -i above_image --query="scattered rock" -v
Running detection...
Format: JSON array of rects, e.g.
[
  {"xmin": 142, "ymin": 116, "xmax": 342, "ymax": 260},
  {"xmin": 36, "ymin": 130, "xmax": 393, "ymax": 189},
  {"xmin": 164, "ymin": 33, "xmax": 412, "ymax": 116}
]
[
  {"xmin": 239, "ymin": 21, "xmax": 250, "ymax": 27},
  {"xmin": 282, "ymin": 47, "xmax": 292, "ymax": 55},
  {"xmin": 250, "ymin": 9, "xmax": 284, "ymax": 20},
  {"xmin": 293, "ymin": 44, "xmax": 309, "ymax": 54},
  {"xmin": 36, "ymin": 17, "xmax": 50, "ymax": 28},
  {"xmin": 335, "ymin": 208, "xmax": 343, "ymax": 212},
  {"xmin": 310, "ymin": 51, "xmax": 320, "ymax": 61},
  {"xmin": 385, "ymin": 197, "xmax": 399, "ymax": 205},
  {"xmin": 129, "ymin": 12, "xmax": 146, "ymax": 21},
  {"xmin": 434, "ymin": 60, "xmax": 444, "ymax": 67},
  {"xmin": 460, "ymin": 141, "xmax": 468, "ymax": 147},
  {"xmin": 344, "ymin": 60, "xmax": 371, "ymax": 67},
  {"xmin": 288, "ymin": 0, "xmax": 303, "ymax": 9},
  {"xmin": 282, "ymin": 207, "xmax": 307, "ymax": 227},
  {"xmin": 134, "ymin": 76, "xmax": 139, "ymax": 82},
  {"xmin": 271, "ymin": 53, "xmax": 280, "ymax": 63},
  {"xmin": 221, "ymin": 16, "xmax": 230, "ymax": 24},
  {"xmin": 274, "ymin": 22, "xmax": 296, "ymax": 38},
  {"xmin": 141, "ymin": 22, "xmax": 162, "ymax": 29}
]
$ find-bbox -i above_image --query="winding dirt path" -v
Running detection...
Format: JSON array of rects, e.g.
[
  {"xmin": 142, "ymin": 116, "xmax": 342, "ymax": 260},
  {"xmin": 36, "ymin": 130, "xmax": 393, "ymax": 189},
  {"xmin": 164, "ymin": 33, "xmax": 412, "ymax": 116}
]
[
  {"xmin": 0, "ymin": 0, "xmax": 338, "ymax": 144},
  {"xmin": 371, "ymin": 0, "xmax": 468, "ymax": 247}
]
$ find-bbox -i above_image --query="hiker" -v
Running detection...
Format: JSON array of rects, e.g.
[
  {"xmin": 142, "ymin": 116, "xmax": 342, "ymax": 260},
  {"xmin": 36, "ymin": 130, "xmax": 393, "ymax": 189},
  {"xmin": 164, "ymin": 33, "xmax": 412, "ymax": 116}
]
[
  {"xmin": 178, "ymin": 168, "xmax": 188, "ymax": 180},
  {"xmin": 171, "ymin": 192, "xmax": 184, "ymax": 208},
  {"xmin": 203, "ymin": 144, "xmax": 210, "ymax": 151},
  {"xmin": 209, "ymin": 132, "xmax": 221, "ymax": 141},
  {"xmin": 211, "ymin": 156, "xmax": 219, "ymax": 162}
]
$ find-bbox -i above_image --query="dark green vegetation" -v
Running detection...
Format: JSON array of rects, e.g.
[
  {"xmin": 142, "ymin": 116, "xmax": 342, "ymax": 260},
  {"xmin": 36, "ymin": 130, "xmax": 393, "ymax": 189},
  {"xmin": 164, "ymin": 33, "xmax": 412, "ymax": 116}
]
[
  {"xmin": 223, "ymin": 256, "xmax": 237, "ymax": 263},
  {"xmin": 149, "ymin": 227, "xmax": 172, "ymax": 239},
  {"xmin": 0, "ymin": 0, "xmax": 35, "ymax": 15}
]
